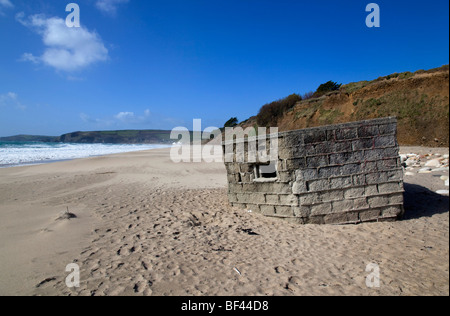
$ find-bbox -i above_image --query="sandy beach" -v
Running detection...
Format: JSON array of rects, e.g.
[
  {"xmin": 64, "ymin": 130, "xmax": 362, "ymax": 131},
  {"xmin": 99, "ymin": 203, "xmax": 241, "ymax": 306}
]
[{"xmin": 0, "ymin": 147, "xmax": 448, "ymax": 296}]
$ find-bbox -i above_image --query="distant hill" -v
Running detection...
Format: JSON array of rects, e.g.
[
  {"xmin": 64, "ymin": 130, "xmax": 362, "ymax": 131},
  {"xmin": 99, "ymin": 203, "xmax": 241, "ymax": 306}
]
[
  {"xmin": 0, "ymin": 135, "xmax": 59, "ymax": 142},
  {"xmin": 1, "ymin": 129, "xmax": 179, "ymax": 144},
  {"xmin": 239, "ymin": 65, "xmax": 449, "ymax": 147},
  {"xmin": 58, "ymin": 130, "xmax": 176, "ymax": 144}
]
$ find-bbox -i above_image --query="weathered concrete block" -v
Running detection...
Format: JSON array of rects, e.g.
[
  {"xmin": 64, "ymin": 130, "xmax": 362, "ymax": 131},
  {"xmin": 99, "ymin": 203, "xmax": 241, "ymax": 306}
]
[
  {"xmin": 296, "ymin": 168, "xmax": 318, "ymax": 181},
  {"xmin": 333, "ymin": 141, "xmax": 352, "ymax": 153},
  {"xmin": 275, "ymin": 206, "xmax": 294, "ymax": 217},
  {"xmin": 341, "ymin": 163, "xmax": 362, "ymax": 175},
  {"xmin": 239, "ymin": 163, "xmax": 255, "ymax": 173},
  {"xmin": 329, "ymin": 152, "xmax": 362, "ymax": 165},
  {"xmin": 299, "ymin": 193, "xmax": 318, "ymax": 206},
  {"xmin": 260, "ymin": 205, "xmax": 276, "ymax": 216},
  {"xmin": 357, "ymin": 125, "xmax": 379, "ymax": 138},
  {"xmin": 381, "ymin": 205, "xmax": 404, "ymax": 219},
  {"xmin": 366, "ymin": 172, "xmax": 388, "ymax": 185},
  {"xmin": 363, "ymin": 161, "xmax": 378, "ymax": 173},
  {"xmin": 352, "ymin": 174, "xmax": 366, "ymax": 186},
  {"xmin": 265, "ymin": 194, "xmax": 279, "ymax": 204},
  {"xmin": 324, "ymin": 212, "xmax": 358, "ymax": 224},
  {"xmin": 321, "ymin": 190, "xmax": 344, "ymax": 203},
  {"xmin": 304, "ymin": 130, "xmax": 327, "ymax": 144},
  {"xmin": 374, "ymin": 135, "xmax": 396, "ymax": 148},
  {"xmin": 308, "ymin": 215, "xmax": 325, "ymax": 225},
  {"xmin": 282, "ymin": 133, "xmax": 303, "ymax": 148},
  {"xmin": 244, "ymin": 182, "xmax": 272, "ymax": 193},
  {"xmin": 308, "ymin": 179, "xmax": 330, "ymax": 192},
  {"xmin": 228, "ymin": 183, "xmax": 243, "ymax": 193},
  {"xmin": 286, "ymin": 158, "xmax": 306, "ymax": 169},
  {"xmin": 311, "ymin": 202, "xmax": 332, "ymax": 216},
  {"xmin": 384, "ymin": 147, "xmax": 400, "ymax": 158},
  {"xmin": 359, "ymin": 209, "xmax": 381, "ymax": 222},
  {"xmin": 293, "ymin": 206, "xmax": 311, "ymax": 218},
  {"xmin": 335, "ymin": 127, "xmax": 357, "ymax": 140},
  {"xmin": 245, "ymin": 204, "xmax": 261, "ymax": 213},
  {"xmin": 352, "ymin": 138, "xmax": 375, "ymax": 151},
  {"xmin": 388, "ymin": 193, "xmax": 404, "ymax": 205},
  {"xmin": 331, "ymin": 199, "xmax": 354, "ymax": 212},
  {"xmin": 236, "ymin": 193, "xmax": 266, "ymax": 204},
  {"xmin": 344, "ymin": 187, "xmax": 365, "ymax": 199},
  {"xmin": 278, "ymin": 147, "xmax": 292, "ymax": 160},
  {"xmin": 364, "ymin": 148, "xmax": 387, "ymax": 160},
  {"xmin": 241, "ymin": 173, "xmax": 254, "ymax": 183},
  {"xmin": 377, "ymin": 158, "xmax": 400, "ymax": 170},
  {"xmin": 378, "ymin": 182, "xmax": 402, "ymax": 194},
  {"xmin": 292, "ymin": 181, "xmax": 308, "ymax": 194},
  {"xmin": 225, "ymin": 163, "xmax": 239, "ymax": 174},
  {"xmin": 365, "ymin": 185, "xmax": 379, "ymax": 196},
  {"xmin": 353, "ymin": 197, "xmax": 369, "ymax": 210},
  {"xmin": 378, "ymin": 123, "xmax": 397, "ymax": 135},
  {"xmin": 278, "ymin": 171, "xmax": 293, "ymax": 183},
  {"xmin": 271, "ymin": 183, "xmax": 292, "ymax": 194},
  {"xmin": 305, "ymin": 144, "xmax": 316, "ymax": 156},
  {"xmin": 326, "ymin": 130, "xmax": 336, "ymax": 141},
  {"xmin": 318, "ymin": 166, "xmax": 342, "ymax": 178},
  {"xmin": 330, "ymin": 176, "xmax": 352, "ymax": 189},
  {"xmin": 228, "ymin": 193, "xmax": 238, "ymax": 203},
  {"xmin": 279, "ymin": 194, "xmax": 298, "ymax": 205},
  {"xmin": 223, "ymin": 117, "xmax": 403, "ymax": 225},
  {"xmin": 313, "ymin": 142, "xmax": 334, "ymax": 155},
  {"xmin": 367, "ymin": 195, "xmax": 388, "ymax": 208},
  {"xmin": 387, "ymin": 169, "xmax": 403, "ymax": 181},
  {"xmin": 277, "ymin": 160, "xmax": 288, "ymax": 172},
  {"xmin": 283, "ymin": 217, "xmax": 307, "ymax": 225},
  {"xmin": 307, "ymin": 155, "xmax": 329, "ymax": 168},
  {"xmin": 227, "ymin": 174, "xmax": 239, "ymax": 183}
]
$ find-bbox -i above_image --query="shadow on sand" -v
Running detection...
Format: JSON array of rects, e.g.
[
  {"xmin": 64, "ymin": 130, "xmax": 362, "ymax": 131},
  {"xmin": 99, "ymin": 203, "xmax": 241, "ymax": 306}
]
[{"xmin": 402, "ymin": 183, "xmax": 449, "ymax": 220}]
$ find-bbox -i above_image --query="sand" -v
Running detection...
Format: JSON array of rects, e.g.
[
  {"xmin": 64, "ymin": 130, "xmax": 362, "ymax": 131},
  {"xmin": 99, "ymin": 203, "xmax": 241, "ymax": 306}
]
[{"xmin": 0, "ymin": 147, "xmax": 448, "ymax": 296}]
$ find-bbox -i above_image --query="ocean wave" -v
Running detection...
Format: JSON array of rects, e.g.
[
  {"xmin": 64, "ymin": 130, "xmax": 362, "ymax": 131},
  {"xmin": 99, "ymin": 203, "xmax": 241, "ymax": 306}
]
[{"xmin": 0, "ymin": 142, "xmax": 171, "ymax": 167}]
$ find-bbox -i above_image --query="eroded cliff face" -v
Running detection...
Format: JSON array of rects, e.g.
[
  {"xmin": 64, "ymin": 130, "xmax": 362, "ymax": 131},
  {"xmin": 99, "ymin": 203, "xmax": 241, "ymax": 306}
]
[{"xmin": 242, "ymin": 67, "xmax": 449, "ymax": 147}]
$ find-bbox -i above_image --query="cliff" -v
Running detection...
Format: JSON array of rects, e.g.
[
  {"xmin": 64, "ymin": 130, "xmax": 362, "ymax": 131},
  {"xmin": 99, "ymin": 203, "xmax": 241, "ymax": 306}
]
[{"xmin": 241, "ymin": 65, "xmax": 449, "ymax": 147}]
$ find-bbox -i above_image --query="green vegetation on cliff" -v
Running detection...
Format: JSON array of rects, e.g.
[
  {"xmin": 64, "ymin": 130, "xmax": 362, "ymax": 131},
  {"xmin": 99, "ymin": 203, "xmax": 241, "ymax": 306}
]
[{"xmin": 245, "ymin": 65, "xmax": 449, "ymax": 147}]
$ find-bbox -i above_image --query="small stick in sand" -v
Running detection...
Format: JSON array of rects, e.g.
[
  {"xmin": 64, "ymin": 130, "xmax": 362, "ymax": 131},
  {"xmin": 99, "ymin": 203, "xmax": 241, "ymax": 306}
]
[{"xmin": 57, "ymin": 207, "xmax": 77, "ymax": 220}]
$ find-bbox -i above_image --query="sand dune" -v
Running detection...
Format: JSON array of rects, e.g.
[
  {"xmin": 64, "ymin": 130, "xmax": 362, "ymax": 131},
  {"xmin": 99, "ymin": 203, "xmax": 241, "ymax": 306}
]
[{"xmin": 0, "ymin": 148, "xmax": 448, "ymax": 296}]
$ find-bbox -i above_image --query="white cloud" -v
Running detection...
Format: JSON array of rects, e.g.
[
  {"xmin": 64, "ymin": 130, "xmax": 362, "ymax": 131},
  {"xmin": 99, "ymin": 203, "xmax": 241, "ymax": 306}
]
[
  {"xmin": 80, "ymin": 112, "xmax": 105, "ymax": 124},
  {"xmin": 96, "ymin": 0, "xmax": 129, "ymax": 16},
  {"xmin": 20, "ymin": 52, "xmax": 40, "ymax": 64},
  {"xmin": 81, "ymin": 109, "xmax": 151, "ymax": 127},
  {"xmin": 17, "ymin": 13, "xmax": 109, "ymax": 72},
  {"xmin": 0, "ymin": 0, "xmax": 13, "ymax": 16},
  {"xmin": 115, "ymin": 109, "xmax": 151, "ymax": 124},
  {"xmin": 115, "ymin": 111, "xmax": 135, "ymax": 121},
  {"xmin": 80, "ymin": 113, "xmax": 93, "ymax": 123},
  {"xmin": 0, "ymin": 0, "xmax": 13, "ymax": 7},
  {"xmin": 0, "ymin": 92, "xmax": 26, "ymax": 110}
]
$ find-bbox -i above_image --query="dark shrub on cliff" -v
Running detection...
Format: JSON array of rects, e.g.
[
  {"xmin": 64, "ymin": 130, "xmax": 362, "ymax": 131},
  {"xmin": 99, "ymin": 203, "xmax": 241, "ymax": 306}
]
[
  {"xmin": 313, "ymin": 81, "xmax": 342, "ymax": 98},
  {"xmin": 257, "ymin": 93, "xmax": 302, "ymax": 127}
]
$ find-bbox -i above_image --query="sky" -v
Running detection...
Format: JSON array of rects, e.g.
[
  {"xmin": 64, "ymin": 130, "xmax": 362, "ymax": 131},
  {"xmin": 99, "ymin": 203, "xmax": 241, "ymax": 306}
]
[{"xmin": 0, "ymin": 0, "xmax": 449, "ymax": 136}]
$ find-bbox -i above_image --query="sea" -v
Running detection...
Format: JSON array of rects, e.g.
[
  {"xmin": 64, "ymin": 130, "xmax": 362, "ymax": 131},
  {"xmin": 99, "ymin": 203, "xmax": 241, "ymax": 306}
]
[{"xmin": 0, "ymin": 141, "xmax": 172, "ymax": 168}]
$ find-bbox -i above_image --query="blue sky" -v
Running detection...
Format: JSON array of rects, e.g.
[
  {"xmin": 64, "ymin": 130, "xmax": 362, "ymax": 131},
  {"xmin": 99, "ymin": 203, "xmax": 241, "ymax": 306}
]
[{"xmin": 0, "ymin": 0, "xmax": 448, "ymax": 136}]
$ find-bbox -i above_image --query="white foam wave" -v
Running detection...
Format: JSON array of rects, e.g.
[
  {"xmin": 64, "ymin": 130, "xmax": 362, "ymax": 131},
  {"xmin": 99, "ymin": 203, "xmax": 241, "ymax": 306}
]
[{"xmin": 0, "ymin": 143, "xmax": 171, "ymax": 167}]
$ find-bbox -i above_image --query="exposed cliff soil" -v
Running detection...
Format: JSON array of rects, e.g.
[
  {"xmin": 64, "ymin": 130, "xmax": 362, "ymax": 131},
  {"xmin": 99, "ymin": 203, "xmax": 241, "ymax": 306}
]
[{"xmin": 242, "ymin": 66, "xmax": 449, "ymax": 147}]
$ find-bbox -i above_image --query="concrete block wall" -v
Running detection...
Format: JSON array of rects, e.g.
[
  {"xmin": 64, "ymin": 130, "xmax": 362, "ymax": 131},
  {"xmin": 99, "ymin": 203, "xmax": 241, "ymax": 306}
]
[{"xmin": 223, "ymin": 117, "xmax": 405, "ymax": 225}]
